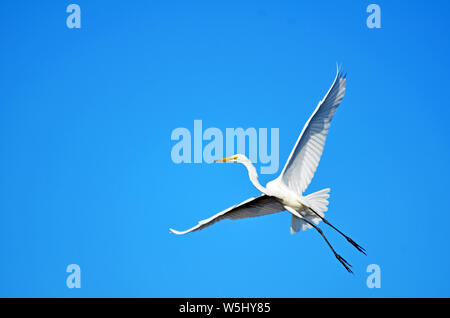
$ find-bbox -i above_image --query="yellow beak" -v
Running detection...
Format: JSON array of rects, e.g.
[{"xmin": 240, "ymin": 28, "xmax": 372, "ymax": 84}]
[{"xmin": 215, "ymin": 156, "xmax": 237, "ymax": 163}]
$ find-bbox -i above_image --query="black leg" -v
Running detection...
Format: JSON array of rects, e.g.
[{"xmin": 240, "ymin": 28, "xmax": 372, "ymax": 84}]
[
  {"xmin": 308, "ymin": 207, "xmax": 367, "ymax": 255},
  {"xmin": 300, "ymin": 217, "xmax": 353, "ymax": 274}
]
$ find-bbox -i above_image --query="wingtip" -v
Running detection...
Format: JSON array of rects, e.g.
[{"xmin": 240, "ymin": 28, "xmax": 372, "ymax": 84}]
[
  {"xmin": 169, "ymin": 228, "xmax": 182, "ymax": 235},
  {"xmin": 335, "ymin": 63, "xmax": 346, "ymax": 79}
]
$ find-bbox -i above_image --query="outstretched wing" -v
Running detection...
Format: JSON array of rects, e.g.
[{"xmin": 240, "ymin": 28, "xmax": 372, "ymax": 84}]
[
  {"xmin": 279, "ymin": 67, "xmax": 347, "ymax": 195},
  {"xmin": 170, "ymin": 195, "xmax": 285, "ymax": 235}
]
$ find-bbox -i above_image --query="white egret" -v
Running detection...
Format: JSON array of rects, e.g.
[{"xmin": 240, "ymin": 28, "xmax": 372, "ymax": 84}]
[{"xmin": 170, "ymin": 67, "xmax": 365, "ymax": 273}]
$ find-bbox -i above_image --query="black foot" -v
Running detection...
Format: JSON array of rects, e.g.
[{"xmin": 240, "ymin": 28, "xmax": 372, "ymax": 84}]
[
  {"xmin": 346, "ymin": 237, "xmax": 367, "ymax": 255},
  {"xmin": 335, "ymin": 253, "xmax": 353, "ymax": 274}
]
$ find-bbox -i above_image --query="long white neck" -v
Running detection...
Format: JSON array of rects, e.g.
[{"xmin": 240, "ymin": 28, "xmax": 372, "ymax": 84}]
[{"xmin": 240, "ymin": 159, "xmax": 267, "ymax": 194}]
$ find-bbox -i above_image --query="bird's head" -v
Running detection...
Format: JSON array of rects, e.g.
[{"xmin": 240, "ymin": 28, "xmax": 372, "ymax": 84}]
[
  {"xmin": 215, "ymin": 154, "xmax": 260, "ymax": 188},
  {"xmin": 215, "ymin": 154, "xmax": 249, "ymax": 164}
]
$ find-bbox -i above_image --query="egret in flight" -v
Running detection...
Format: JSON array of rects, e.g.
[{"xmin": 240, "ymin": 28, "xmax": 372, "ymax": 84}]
[{"xmin": 170, "ymin": 67, "xmax": 365, "ymax": 273}]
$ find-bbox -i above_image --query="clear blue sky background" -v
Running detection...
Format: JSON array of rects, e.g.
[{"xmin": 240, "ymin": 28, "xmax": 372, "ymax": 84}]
[{"xmin": 1, "ymin": 1, "xmax": 450, "ymax": 297}]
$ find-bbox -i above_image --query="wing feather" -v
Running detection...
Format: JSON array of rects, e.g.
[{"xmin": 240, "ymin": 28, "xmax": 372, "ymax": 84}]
[
  {"xmin": 279, "ymin": 68, "xmax": 347, "ymax": 195},
  {"xmin": 170, "ymin": 195, "xmax": 284, "ymax": 235}
]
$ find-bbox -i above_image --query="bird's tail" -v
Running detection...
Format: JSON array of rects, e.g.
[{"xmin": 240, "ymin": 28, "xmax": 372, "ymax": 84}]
[{"xmin": 290, "ymin": 188, "xmax": 330, "ymax": 234}]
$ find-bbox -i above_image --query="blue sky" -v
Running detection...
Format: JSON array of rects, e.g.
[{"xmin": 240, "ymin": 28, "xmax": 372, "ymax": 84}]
[{"xmin": 1, "ymin": 0, "xmax": 450, "ymax": 297}]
